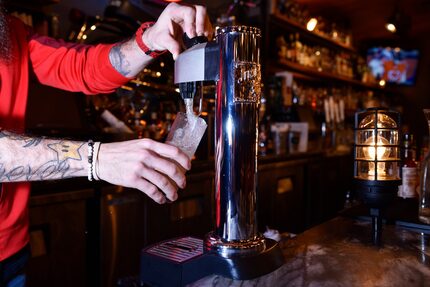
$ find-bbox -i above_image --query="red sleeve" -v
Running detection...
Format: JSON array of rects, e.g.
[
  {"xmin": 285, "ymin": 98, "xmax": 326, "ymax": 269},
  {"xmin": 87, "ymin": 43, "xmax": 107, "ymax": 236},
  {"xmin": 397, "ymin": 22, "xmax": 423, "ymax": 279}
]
[{"xmin": 28, "ymin": 35, "xmax": 131, "ymax": 95}]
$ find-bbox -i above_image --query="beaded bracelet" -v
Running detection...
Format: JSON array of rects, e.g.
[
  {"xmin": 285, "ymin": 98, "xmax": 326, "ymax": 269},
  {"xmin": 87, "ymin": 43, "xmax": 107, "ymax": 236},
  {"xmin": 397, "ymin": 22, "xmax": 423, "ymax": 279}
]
[
  {"xmin": 87, "ymin": 140, "xmax": 94, "ymax": 181},
  {"xmin": 87, "ymin": 140, "xmax": 101, "ymax": 181}
]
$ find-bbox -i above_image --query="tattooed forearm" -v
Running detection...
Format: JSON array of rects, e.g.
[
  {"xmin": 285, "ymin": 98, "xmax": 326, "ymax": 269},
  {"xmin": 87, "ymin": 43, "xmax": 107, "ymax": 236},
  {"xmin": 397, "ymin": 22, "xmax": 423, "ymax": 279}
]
[
  {"xmin": 0, "ymin": 130, "xmax": 44, "ymax": 148},
  {"xmin": 0, "ymin": 160, "xmax": 82, "ymax": 181},
  {"xmin": 0, "ymin": 132, "xmax": 87, "ymax": 182},
  {"xmin": 23, "ymin": 138, "xmax": 43, "ymax": 147},
  {"xmin": 109, "ymin": 41, "xmax": 132, "ymax": 77},
  {"xmin": 108, "ymin": 36, "xmax": 152, "ymax": 79}
]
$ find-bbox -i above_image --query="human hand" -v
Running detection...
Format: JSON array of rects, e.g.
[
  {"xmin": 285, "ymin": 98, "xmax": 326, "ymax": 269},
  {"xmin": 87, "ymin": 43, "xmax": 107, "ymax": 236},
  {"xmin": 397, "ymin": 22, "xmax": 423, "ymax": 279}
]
[
  {"xmin": 96, "ymin": 138, "xmax": 191, "ymax": 204},
  {"xmin": 142, "ymin": 2, "xmax": 213, "ymax": 60}
]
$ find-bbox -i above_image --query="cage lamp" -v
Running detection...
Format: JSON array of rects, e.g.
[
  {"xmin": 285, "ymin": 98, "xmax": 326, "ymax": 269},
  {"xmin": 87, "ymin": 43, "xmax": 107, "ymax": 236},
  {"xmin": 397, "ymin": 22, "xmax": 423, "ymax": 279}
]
[{"xmin": 354, "ymin": 108, "xmax": 401, "ymax": 245}]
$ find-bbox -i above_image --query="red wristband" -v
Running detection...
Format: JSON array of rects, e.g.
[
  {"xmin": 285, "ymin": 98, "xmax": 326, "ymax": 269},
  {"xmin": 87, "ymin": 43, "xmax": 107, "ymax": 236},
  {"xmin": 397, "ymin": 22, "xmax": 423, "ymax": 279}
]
[{"xmin": 135, "ymin": 22, "xmax": 167, "ymax": 58}]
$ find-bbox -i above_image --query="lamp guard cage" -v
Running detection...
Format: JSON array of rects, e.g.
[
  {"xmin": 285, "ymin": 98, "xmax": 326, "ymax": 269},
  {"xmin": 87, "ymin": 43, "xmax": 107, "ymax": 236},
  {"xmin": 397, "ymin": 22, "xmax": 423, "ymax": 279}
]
[{"xmin": 354, "ymin": 108, "xmax": 401, "ymax": 183}]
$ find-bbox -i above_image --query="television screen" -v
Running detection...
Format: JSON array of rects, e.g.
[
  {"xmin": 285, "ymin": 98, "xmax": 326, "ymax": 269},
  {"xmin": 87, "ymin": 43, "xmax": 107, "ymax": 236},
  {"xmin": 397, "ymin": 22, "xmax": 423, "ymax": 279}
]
[{"xmin": 367, "ymin": 47, "xmax": 419, "ymax": 85}]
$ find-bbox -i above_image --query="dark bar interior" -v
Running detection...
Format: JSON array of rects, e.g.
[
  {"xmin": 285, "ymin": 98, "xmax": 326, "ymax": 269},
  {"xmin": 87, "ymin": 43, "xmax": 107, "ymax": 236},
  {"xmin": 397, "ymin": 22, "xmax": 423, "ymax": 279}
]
[{"xmin": 1, "ymin": 0, "xmax": 430, "ymax": 286}]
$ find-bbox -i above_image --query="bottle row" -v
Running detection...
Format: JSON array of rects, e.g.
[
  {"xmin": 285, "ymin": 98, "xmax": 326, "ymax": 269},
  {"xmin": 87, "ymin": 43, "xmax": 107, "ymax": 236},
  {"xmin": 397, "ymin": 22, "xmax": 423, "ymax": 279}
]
[
  {"xmin": 256, "ymin": 75, "xmax": 399, "ymax": 156},
  {"xmin": 265, "ymin": 75, "xmax": 388, "ymax": 123},
  {"xmin": 276, "ymin": 33, "xmax": 375, "ymax": 83},
  {"xmin": 274, "ymin": 0, "xmax": 353, "ymax": 48}
]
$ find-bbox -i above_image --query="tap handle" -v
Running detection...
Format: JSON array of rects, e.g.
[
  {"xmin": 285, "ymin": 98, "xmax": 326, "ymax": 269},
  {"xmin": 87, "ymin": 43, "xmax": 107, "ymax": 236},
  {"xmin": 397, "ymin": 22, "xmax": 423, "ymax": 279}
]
[
  {"xmin": 183, "ymin": 33, "xmax": 208, "ymax": 49},
  {"xmin": 178, "ymin": 34, "xmax": 207, "ymax": 100}
]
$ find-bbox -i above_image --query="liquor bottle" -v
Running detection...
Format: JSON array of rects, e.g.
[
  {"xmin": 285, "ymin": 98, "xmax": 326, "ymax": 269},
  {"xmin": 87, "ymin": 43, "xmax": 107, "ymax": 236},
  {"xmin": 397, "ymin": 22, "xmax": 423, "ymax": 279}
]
[
  {"xmin": 398, "ymin": 133, "xmax": 419, "ymax": 199},
  {"xmin": 258, "ymin": 114, "xmax": 270, "ymax": 155},
  {"xmin": 288, "ymin": 34, "xmax": 296, "ymax": 62},
  {"xmin": 294, "ymin": 33, "xmax": 303, "ymax": 64},
  {"xmin": 257, "ymin": 84, "xmax": 270, "ymax": 155},
  {"xmin": 277, "ymin": 36, "xmax": 287, "ymax": 60}
]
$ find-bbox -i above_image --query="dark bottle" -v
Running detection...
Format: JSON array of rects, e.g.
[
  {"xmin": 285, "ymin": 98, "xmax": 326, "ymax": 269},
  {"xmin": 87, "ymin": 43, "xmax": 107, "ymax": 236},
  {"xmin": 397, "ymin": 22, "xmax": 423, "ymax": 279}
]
[
  {"xmin": 258, "ymin": 89, "xmax": 272, "ymax": 155},
  {"xmin": 258, "ymin": 114, "xmax": 274, "ymax": 155},
  {"xmin": 288, "ymin": 34, "xmax": 296, "ymax": 62},
  {"xmin": 294, "ymin": 33, "xmax": 302, "ymax": 64},
  {"xmin": 258, "ymin": 118, "xmax": 269, "ymax": 155}
]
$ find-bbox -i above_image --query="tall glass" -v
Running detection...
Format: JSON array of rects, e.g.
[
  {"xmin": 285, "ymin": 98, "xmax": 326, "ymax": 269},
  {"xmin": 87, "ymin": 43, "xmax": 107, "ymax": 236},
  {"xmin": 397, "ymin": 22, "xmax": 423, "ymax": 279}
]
[{"xmin": 419, "ymin": 109, "xmax": 430, "ymax": 224}]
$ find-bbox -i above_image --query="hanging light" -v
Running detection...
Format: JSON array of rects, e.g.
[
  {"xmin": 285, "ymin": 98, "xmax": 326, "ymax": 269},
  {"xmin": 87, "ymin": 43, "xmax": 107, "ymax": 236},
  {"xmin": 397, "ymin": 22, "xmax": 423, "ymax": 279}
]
[
  {"xmin": 385, "ymin": 7, "xmax": 410, "ymax": 36},
  {"xmin": 306, "ymin": 18, "xmax": 318, "ymax": 32},
  {"xmin": 385, "ymin": 23, "xmax": 396, "ymax": 33}
]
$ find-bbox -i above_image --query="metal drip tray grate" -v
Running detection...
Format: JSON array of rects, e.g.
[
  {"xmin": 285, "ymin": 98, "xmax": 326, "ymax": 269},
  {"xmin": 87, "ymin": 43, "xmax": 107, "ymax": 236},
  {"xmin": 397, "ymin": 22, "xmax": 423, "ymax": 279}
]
[{"xmin": 145, "ymin": 236, "xmax": 203, "ymax": 263}]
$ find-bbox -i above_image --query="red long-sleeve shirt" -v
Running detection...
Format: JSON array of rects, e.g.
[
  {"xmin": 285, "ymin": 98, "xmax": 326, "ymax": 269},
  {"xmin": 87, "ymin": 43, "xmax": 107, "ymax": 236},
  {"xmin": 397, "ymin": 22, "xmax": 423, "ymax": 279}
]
[{"xmin": 0, "ymin": 17, "xmax": 129, "ymax": 261}]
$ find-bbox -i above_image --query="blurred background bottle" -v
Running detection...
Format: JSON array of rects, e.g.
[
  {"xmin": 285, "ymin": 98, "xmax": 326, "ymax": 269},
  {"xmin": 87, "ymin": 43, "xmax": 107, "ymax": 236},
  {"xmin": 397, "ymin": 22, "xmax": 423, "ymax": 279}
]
[
  {"xmin": 419, "ymin": 109, "xmax": 430, "ymax": 224},
  {"xmin": 398, "ymin": 133, "xmax": 419, "ymax": 199}
]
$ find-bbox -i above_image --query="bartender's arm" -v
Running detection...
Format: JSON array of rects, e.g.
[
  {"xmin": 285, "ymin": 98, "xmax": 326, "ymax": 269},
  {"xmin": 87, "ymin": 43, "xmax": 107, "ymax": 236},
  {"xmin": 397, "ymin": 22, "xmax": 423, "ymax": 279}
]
[
  {"xmin": 29, "ymin": 2, "xmax": 212, "ymax": 94},
  {"xmin": 109, "ymin": 3, "xmax": 213, "ymax": 77},
  {"xmin": 0, "ymin": 131, "xmax": 190, "ymax": 204},
  {"xmin": 14, "ymin": 3, "xmax": 210, "ymax": 203}
]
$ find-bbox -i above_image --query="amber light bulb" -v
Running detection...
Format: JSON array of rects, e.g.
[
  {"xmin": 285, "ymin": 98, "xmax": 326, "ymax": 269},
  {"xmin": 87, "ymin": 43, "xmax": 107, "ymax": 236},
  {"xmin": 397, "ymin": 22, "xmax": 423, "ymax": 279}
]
[{"xmin": 363, "ymin": 136, "xmax": 390, "ymax": 180}]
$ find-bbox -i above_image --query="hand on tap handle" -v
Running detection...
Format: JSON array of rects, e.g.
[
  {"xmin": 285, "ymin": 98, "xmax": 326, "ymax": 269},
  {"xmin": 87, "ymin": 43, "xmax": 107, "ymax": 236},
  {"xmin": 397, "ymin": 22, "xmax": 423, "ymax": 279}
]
[
  {"xmin": 141, "ymin": 3, "xmax": 213, "ymax": 60},
  {"xmin": 182, "ymin": 33, "xmax": 209, "ymax": 49},
  {"xmin": 108, "ymin": 3, "xmax": 213, "ymax": 78}
]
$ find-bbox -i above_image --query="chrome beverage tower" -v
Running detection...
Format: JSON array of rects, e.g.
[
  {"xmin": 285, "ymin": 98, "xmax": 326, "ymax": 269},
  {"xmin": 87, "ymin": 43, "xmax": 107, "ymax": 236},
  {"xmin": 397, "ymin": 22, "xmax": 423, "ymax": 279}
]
[
  {"xmin": 139, "ymin": 26, "xmax": 284, "ymax": 286},
  {"xmin": 174, "ymin": 25, "xmax": 283, "ymax": 264},
  {"xmin": 205, "ymin": 26, "xmax": 266, "ymax": 256}
]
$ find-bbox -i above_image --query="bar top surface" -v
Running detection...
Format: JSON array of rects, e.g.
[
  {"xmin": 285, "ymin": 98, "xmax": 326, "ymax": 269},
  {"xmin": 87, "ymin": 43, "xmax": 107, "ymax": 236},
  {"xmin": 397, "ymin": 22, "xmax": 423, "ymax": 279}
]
[{"xmin": 187, "ymin": 216, "xmax": 430, "ymax": 287}]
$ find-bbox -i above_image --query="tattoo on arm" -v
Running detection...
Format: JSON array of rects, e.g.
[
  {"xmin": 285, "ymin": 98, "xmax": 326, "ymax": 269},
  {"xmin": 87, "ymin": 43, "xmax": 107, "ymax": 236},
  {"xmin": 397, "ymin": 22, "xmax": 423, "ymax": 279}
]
[
  {"xmin": 0, "ymin": 130, "xmax": 43, "ymax": 147},
  {"xmin": 0, "ymin": 139, "xmax": 85, "ymax": 182},
  {"xmin": 0, "ymin": 160, "xmax": 74, "ymax": 181},
  {"xmin": 109, "ymin": 41, "xmax": 132, "ymax": 77},
  {"xmin": 47, "ymin": 141, "xmax": 84, "ymax": 162}
]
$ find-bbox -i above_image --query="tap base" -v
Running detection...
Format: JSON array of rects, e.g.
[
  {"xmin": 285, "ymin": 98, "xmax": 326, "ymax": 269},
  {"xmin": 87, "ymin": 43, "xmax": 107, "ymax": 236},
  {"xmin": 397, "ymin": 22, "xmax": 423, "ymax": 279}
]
[{"xmin": 140, "ymin": 236, "xmax": 284, "ymax": 286}]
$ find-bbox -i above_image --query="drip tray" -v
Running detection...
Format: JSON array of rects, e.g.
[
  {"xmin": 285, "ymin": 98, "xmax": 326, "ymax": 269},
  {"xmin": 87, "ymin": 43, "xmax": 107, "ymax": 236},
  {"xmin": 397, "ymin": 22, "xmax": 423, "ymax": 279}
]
[{"xmin": 139, "ymin": 236, "xmax": 284, "ymax": 287}]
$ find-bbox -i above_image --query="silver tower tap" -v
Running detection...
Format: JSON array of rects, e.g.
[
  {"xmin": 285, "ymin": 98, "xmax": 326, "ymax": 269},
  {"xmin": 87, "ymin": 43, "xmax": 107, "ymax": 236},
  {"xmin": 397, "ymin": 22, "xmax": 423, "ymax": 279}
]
[
  {"xmin": 139, "ymin": 26, "xmax": 282, "ymax": 286},
  {"xmin": 175, "ymin": 26, "xmax": 265, "ymax": 257}
]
